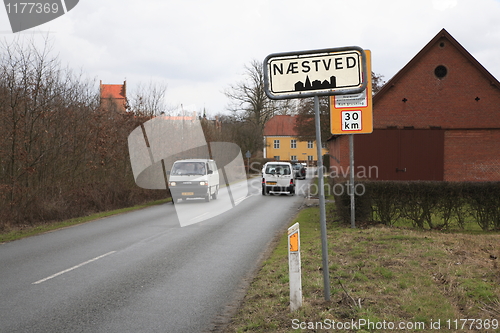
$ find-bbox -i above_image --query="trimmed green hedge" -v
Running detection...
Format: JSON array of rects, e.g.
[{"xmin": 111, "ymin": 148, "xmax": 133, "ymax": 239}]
[{"xmin": 330, "ymin": 179, "xmax": 500, "ymax": 231}]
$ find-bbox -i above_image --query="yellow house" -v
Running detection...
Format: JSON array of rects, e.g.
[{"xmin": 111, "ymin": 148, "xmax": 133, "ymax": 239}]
[{"xmin": 263, "ymin": 115, "xmax": 327, "ymax": 163}]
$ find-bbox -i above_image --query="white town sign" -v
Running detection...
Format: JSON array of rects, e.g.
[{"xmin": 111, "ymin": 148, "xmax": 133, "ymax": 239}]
[{"xmin": 264, "ymin": 47, "xmax": 367, "ymax": 99}]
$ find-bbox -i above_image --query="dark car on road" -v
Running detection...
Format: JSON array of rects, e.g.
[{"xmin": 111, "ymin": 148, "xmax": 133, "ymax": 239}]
[{"xmin": 292, "ymin": 163, "xmax": 306, "ymax": 180}]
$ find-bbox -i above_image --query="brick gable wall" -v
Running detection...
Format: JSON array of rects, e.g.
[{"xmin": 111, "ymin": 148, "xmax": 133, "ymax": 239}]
[
  {"xmin": 374, "ymin": 37, "xmax": 500, "ymax": 130},
  {"xmin": 327, "ymin": 30, "xmax": 500, "ymax": 182}
]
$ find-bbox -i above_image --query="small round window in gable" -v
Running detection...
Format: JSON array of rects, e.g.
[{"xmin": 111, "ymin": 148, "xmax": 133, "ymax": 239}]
[{"xmin": 435, "ymin": 65, "xmax": 447, "ymax": 79}]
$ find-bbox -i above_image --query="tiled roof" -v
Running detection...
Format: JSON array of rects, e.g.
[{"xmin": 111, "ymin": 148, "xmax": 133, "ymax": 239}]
[
  {"xmin": 263, "ymin": 115, "xmax": 297, "ymax": 136},
  {"xmin": 100, "ymin": 84, "xmax": 126, "ymax": 99}
]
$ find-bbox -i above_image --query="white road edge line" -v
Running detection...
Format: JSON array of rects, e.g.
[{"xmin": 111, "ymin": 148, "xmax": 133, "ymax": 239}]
[{"xmin": 32, "ymin": 251, "xmax": 116, "ymax": 285}]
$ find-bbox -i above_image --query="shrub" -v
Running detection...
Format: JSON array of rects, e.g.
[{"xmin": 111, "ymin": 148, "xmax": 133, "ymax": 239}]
[
  {"xmin": 465, "ymin": 182, "xmax": 500, "ymax": 231},
  {"xmin": 328, "ymin": 179, "xmax": 500, "ymax": 231},
  {"xmin": 366, "ymin": 181, "xmax": 402, "ymax": 226},
  {"xmin": 398, "ymin": 182, "xmax": 440, "ymax": 229},
  {"xmin": 330, "ymin": 177, "xmax": 372, "ymax": 225},
  {"xmin": 363, "ymin": 181, "xmax": 500, "ymax": 230}
]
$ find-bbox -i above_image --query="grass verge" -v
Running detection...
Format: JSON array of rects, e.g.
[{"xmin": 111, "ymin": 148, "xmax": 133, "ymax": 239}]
[
  {"xmin": 222, "ymin": 204, "xmax": 500, "ymax": 332},
  {"xmin": 0, "ymin": 198, "xmax": 171, "ymax": 243}
]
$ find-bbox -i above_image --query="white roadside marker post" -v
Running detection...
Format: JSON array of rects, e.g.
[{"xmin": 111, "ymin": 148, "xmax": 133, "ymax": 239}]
[{"xmin": 288, "ymin": 222, "xmax": 302, "ymax": 311}]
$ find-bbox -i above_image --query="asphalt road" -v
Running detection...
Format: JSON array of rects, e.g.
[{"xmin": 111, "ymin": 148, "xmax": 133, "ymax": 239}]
[{"xmin": 0, "ymin": 174, "xmax": 313, "ymax": 333}]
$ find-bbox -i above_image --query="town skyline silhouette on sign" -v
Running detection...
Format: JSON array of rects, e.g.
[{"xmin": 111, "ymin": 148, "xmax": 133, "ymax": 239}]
[{"xmin": 294, "ymin": 75, "xmax": 337, "ymax": 92}]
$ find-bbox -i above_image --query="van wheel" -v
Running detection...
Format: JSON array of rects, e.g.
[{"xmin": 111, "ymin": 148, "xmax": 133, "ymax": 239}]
[
  {"xmin": 211, "ymin": 186, "xmax": 218, "ymax": 200},
  {"xmin": 262, "ymin": 186, "xmax": 266, "ymax": 196},
  {"xmin": 205, "ymin": 192, "xmax": 211, "ymax": 202}
]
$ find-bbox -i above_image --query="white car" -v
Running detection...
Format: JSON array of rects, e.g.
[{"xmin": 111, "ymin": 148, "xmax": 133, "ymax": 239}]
[
  {"xmin": 168, "ymin": 159, "xmax": 219, "ymax": 203},
  {"xmin": 261, "ymin": 161, "xmax": 295, "ymax": 195}
]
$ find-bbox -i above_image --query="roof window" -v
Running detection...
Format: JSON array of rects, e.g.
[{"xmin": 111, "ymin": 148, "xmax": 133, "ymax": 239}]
[{"xmin": 434, "ymin": 65, "xmax": 447, "ymax": 79}]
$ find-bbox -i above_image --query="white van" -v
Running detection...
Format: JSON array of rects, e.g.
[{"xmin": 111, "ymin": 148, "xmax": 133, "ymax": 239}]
[
  {"xmin": 168, "ymin": 159, "xmax": 219, "ymax": 203},
  {"xmin": 262, "ymin": 161, "xmax": 295, "ymax": 195}
]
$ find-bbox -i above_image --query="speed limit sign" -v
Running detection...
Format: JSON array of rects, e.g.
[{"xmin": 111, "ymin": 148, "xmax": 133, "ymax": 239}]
[
  {"xmin": 330, "ymin": 50, "xmax": 372, "ymax": 135},
  {"xmin": 341, "ymin": 110, "xmax": 362, "ymax": 131}
]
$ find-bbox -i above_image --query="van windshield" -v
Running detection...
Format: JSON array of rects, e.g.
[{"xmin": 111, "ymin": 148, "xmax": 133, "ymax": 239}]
[
  {"xmin": 265, "ymin": 164, "xmax": 291, "ymax": 175},
  {"xmin": 171, "ymin": 162, "xmax": 206, "ymax": 175}
]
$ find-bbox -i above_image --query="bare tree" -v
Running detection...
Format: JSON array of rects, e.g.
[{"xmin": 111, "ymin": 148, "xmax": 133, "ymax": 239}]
[
  {"xmin": 372, "ymin": 72, "xmax": 386, "ymax": 95},
  {"xmin": 224, "ymin": 59, "xmax": 296, "ymax": 153},
  {"xmin": 293, "ymin": 97, "xmax": 331, "ymax": 144},
  {"xmin": 224, "ymin": 59, "xmax": 293, "ymax": 130},
  {"xmin": 128, "ymin": 80, "xmax": 170, "ymax": 117},
  {"xmin": 0, "ymin": 37, "xmax": 164, "ymax": 228},
  {"xmin": 0, "ymin": 36, "xmax": 63, "ymax": 204}
]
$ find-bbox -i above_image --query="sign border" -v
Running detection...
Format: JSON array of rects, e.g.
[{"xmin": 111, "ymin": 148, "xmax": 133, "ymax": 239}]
[{"xmin": 264, "ymin": 46, "xmax": 367, "ymax": 100}]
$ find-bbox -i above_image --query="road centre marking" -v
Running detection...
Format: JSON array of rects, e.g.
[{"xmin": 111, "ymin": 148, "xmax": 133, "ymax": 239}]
[{"xmin": 32, "ymin": 251, "xmax": 116, "ymax": 285}]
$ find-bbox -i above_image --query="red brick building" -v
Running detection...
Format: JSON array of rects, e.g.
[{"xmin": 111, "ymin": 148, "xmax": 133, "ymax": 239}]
[
  {"xmin": 328, "ymin": 29, "xmax": 500, "ymax": 181},
  {"xmin": 100, "ymin": 80, "xmax": 127, "ymax": 113}
]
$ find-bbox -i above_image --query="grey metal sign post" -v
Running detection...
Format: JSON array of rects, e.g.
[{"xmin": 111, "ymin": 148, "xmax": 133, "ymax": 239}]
[
  {"xmin": 245, "ymin": 150, "xmax": 251, "ymax": 174},
  {"xmin": 313, "ymin": 94, "xmax": 330, "ymax": 300},
  {"xmin": 264, "ymin": 47, "xmax": 367, "ymax": 301},
  {"xmin": 349, "ymin": 134, "xmax": 355, "ymax": 229}
]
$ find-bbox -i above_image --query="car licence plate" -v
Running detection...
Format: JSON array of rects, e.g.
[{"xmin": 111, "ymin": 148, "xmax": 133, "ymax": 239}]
[
  {"xmin": 182, "ymin": 192, "xmax": 194, "ymax": 196},
  {"xmin": 267, "ymin": 181, "xmax": 277, "ymax": 185}
]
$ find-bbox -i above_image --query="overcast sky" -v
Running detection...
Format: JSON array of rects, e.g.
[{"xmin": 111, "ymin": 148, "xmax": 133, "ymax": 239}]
[{"xmin": 2, "ymin": 0, "xmax": 500, "ymax": 116}]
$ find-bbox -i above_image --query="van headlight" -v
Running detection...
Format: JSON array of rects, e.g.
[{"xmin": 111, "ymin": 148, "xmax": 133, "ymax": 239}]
[
  {"xmin": 199, "ymin": 181, "xmax": 208, "ymax": 186},
  {"xmin": 169, "ymin": 182, "xmax": 176, "ymax": 186}
]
